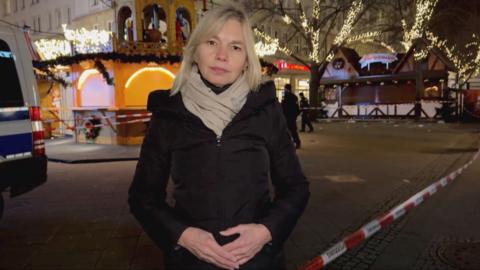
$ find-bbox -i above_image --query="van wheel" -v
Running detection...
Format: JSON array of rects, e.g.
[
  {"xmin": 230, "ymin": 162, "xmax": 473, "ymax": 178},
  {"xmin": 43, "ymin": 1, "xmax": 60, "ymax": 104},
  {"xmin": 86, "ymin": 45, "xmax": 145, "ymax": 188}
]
[{"xmin": 0, "ymin": 193, "xmax": 4, "ymax": 220}]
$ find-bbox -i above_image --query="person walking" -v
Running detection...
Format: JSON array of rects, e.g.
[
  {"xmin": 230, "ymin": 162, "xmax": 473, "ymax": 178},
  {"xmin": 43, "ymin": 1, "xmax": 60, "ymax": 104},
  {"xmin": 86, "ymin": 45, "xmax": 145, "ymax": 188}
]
[
  {"xmin": 299, "ymin": 92, "xmax": 314, "ymax": 132},
  {"xmin": 128, "ymin": 3, "xmax": 310, "ymax": 270},
  {"xmin": 281, "ymin": 84, "xmax": 301, "ymax": 149}
]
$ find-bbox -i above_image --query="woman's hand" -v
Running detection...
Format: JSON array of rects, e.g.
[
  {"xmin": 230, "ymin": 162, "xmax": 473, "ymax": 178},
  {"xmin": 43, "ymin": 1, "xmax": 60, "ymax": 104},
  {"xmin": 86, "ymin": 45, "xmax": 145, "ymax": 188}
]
[
  {"xmin": 178, "ymin": 227, "xmax": 239, "ymax": 270},
  {"xmin": 220, "ymin": 224, "xmax": 272, "ymax": 265}
]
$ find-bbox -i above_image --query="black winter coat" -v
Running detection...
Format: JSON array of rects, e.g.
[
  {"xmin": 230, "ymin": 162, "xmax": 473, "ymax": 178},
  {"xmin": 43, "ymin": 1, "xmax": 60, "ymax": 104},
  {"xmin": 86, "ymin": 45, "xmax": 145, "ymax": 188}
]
[
  {"xmin": 281, "ymin": 91, "xmax": 300, "ymax": 121},
  {"xmin": 128, "ymin": 81, "xmax": 310, "ymax": 257}
]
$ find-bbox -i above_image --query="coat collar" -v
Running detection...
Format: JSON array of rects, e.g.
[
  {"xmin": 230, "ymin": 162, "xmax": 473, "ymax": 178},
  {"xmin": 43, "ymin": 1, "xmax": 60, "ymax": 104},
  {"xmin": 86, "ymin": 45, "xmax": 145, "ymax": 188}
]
[{"xmin": 148, "ymin": 80, "xmax": 277, "ymax": 120}]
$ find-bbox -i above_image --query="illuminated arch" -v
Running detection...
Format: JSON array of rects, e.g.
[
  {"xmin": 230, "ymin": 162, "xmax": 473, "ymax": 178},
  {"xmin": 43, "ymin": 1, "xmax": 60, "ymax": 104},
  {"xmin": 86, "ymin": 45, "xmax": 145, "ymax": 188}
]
[
  {"xmin": 77, "ymin": 69, "xmax": 100, "ymax": 90},
  {"xmin": 77, "ymin": 69, "xmax": 114, "ymax": 107},
  {"xmin": 124, "ymin": 67, "xmax": 176, "ymax": 107}
]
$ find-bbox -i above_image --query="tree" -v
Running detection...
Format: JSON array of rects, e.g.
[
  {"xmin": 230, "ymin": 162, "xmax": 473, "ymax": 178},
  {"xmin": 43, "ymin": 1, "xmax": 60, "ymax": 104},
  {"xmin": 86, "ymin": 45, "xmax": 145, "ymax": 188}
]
[{"xmin": 243, "ymin": 0, "xmax": 378, "ymax": 107}]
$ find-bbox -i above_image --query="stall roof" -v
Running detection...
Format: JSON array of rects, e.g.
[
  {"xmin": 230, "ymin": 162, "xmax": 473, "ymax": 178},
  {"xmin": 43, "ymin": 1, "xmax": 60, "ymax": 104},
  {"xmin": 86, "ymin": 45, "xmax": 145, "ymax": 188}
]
[
  {"xmin": 393, "ymin": 38, "xmax": 456, "ymax": 74},
  {"xmin": 319, "ymin": 70, "xmax": 448, "ymax": 86}
]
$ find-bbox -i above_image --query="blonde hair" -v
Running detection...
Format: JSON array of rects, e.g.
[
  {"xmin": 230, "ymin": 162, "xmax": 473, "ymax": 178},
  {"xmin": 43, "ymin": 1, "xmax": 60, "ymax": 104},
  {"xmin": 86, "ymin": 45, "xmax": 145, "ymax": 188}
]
[{"xmin": 171, "ymin": 2, "xmax": 262, "ymax": 94}]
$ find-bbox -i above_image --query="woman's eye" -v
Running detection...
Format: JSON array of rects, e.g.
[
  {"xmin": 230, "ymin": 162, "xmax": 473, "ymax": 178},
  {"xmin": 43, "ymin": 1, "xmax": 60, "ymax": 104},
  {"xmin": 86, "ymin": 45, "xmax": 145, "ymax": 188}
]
[
  {"xmin": 207, "ymin": 40, "xmax": 216, "ymax": 46},
  {"xmin": 232, "ymin": 46, "xmax": 242, "ymax": 51}
]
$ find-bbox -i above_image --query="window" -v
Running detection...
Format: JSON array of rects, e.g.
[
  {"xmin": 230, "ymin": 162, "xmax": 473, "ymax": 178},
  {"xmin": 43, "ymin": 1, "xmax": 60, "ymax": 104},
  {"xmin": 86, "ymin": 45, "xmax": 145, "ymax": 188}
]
[
  {"xmin": 48, "ymin": 12, "xmax": 52, "ymax": 29},
  {"xmin": 93, "ymin": 24, "xmax": 99, "ymax": 30},
  {"xmin": 55, "ymin": 9, "xmax": 61, "ymax": 28},
  {"xmin": 32, "ymin": 16, "xmax": 40, "ymax": 31},
  {"xmin": 92, "ymin": 0, "xmax": 99, "ymax": 6},
  {"xmin": 13, "ymin": 0, "xmax": 17, "ymax": 12},
  {"xmin": 3, "ymin": 0, "xmax": 11, "ymax": 15},
  {"xmin": 67, "ymin": 7, "xmax": 71, "ymax": 24},
  {"xmin": 107, "ymin": 20, "xmax": 113, "ymax": 31},
  {"xmin": 20, "ymin": 0, "xmax": 24, "ymax": 9},
  {"xmin": 0, "ymin": 39, "xmax": 24, "ymax": 108}
]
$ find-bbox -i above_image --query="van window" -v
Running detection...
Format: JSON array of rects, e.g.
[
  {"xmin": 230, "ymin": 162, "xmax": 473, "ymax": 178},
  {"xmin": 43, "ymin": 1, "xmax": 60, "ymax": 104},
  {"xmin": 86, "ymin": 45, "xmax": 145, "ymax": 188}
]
[{"xmin": 0, "ymin": 39, "xmax": 24, "ymax": 108}]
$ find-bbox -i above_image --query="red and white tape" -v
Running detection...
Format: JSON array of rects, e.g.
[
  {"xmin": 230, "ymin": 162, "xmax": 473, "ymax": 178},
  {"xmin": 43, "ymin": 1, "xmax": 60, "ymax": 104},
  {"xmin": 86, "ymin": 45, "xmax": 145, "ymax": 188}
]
[
  {"xmin": 300, "ymin": 150, "xmax": 480, "ymax": 270},
  {"xmin": 42, "ymin": 112, "xmax": 152, "ymax": 123},
  {"xmin": 76, "ymin": 117, "xmax": 151, "ymax": 130}
]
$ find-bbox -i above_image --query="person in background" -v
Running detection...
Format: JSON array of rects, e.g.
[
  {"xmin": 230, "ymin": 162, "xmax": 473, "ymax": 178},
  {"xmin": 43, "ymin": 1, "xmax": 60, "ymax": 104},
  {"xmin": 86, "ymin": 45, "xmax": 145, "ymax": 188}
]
[
  {"xmin": 281, "ymin": 84, "xmax": 301, "ymax": 149},
  {"xmin": 299, "ymin": 92, "xmax": 314, "ymax": 132},
  {"xmin": 129, "ymin": 3, "xmax": 309, "ymax": 270}
]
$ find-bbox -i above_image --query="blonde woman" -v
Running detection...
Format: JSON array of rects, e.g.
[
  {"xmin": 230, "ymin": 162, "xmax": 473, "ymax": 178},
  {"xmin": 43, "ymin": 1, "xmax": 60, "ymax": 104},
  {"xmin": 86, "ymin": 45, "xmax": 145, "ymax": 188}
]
[{"xmin": 129, "ymin": 3, "xmax": 309, "ymax": 270}]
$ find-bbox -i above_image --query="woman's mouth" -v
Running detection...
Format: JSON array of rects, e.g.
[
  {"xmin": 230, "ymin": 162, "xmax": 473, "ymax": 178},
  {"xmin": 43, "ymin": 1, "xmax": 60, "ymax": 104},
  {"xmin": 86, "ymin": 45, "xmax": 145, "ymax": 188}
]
[{"xmin": 210, "ymin": 67, "xmax": 228, "ymax": 74}]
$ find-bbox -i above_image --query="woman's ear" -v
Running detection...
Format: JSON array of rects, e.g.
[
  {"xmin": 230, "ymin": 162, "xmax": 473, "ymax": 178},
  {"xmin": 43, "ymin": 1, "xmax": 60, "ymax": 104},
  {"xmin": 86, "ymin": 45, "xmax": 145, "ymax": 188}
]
[{"xmin": 193, "ymin": 50, "xmax": 199, "ymax": 63}]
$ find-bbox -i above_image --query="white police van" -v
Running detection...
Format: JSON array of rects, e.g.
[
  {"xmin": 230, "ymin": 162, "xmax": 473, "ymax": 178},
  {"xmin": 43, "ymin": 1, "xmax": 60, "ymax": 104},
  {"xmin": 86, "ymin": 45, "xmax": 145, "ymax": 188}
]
[{"xmin": 0, "ymin": 24, "xmax": 47, "ymax": 219}]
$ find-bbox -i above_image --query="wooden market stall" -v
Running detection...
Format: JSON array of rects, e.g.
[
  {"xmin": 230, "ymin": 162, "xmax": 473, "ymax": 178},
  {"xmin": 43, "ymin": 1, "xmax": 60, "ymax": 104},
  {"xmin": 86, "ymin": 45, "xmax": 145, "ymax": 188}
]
[{"xmin": 319, "ymin": 39, "xmax": 458, "ymax": 120}]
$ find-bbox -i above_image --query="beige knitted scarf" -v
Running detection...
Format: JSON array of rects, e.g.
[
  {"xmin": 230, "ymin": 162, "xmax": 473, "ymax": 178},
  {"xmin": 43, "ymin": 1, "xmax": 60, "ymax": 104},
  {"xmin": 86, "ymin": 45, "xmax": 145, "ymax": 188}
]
[{"xmin": 180, "ymin": 66, "xmax": 250, "ymax": 137}]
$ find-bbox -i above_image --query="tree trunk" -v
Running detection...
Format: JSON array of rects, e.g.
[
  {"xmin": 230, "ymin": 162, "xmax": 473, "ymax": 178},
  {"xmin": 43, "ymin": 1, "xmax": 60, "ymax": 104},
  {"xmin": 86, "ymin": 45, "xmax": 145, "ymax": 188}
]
[{"xmin": 308, "ymin": 62, "xmax": 321, "ymax": 108}]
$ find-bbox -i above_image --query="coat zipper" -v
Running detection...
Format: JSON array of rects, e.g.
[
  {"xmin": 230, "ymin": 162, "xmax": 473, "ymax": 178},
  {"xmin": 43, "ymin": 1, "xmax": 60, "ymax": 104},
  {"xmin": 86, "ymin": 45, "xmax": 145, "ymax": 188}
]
[{"xmin": 215, "ymin": 135, "xmax": 227, "ymax": 231}]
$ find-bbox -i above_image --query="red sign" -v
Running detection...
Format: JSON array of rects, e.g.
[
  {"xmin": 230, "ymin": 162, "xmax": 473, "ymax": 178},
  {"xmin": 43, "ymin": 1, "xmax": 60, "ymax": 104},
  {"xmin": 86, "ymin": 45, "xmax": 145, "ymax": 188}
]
[{"xmin": 274, "ymin": 60, "xmax": 309, "ymax": 72}]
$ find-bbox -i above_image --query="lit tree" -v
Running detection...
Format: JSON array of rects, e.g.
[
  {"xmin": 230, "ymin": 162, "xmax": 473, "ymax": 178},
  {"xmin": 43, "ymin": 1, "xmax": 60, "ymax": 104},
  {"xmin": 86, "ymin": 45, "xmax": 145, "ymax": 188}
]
[
  {"xmin": 243, "ymin": 0, "xmax": 378, "ymax": 107},
  {"xmin": 363, "ymin": 0, "xmax": 480, "ymax": 86}
]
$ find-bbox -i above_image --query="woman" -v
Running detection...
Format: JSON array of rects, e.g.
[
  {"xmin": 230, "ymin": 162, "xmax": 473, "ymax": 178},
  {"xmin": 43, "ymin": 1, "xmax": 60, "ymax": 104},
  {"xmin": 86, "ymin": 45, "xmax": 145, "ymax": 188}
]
[{"xmin": 128, "ymin": 3, "xmax": 309, "ymax": 270}]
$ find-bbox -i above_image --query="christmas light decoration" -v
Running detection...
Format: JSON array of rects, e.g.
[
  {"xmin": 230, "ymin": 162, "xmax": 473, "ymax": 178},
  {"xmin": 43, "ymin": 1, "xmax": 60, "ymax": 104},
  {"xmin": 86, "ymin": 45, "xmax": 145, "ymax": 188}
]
[
  {"xmin": 346, "ymin": 31, "xmax": 382, "ymax": 44},
  {"xmin": 282, "ymin": 14, "xmax": 292, "ymax": 25},
  {"xmin": 34, "ymin": 39, "xmax": 72, "ymax": 60},
  {"xmin": 125, "ymin": 67, "xmax": 175, "ymax": 88},
  {"xmin": 62, "ymin": 24, "xmax": 112, "ymax": 54},
  {"xmin": 425, "ymin": 31, "xmax": 480, "ymax": 83},
  {"xmin": 310, "ymin": 30, "xmax": 320, "ymax": 62},
  {"xmin": 254, "ymin": 29, "xmax": 291, "ymax": 56},
  {"xmin": 78, "ymin": 69, "xmax": 100, "ymax": 89},
  {"xmin": 354, "ymin": 39, "xmax": 396, "ymax": 53},
  {"xmin": 402, "ymin": 0, "xmax": 438, "ymax": 50},
  {"xmin": 333, "ymin": 0, "xmax": 364, "ymax": 45},
  {"xmin": 312, "ymin": 0, "xmax": 321, "ymax": 19},
  {"xmin": 255, "ymin": 41, "xmax": 278, "ymax": 57}
]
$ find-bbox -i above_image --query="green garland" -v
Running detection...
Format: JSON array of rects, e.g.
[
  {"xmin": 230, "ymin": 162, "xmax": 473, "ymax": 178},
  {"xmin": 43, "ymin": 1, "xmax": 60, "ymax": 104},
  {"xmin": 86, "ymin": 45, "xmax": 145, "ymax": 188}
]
[
  {"xmin": 94, "ymin": 59, "xmax": 114, "ymax": 85},
  {"xmin": 32, "ymin": 52, "xmax": 278, "ymax": 86}
]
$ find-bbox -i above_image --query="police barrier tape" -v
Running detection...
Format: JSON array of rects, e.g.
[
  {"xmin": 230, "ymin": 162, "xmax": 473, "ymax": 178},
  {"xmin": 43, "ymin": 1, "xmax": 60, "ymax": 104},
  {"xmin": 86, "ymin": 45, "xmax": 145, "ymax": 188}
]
[
  {"xmin": 41, "ymin": 112, "xmax": 153, "ymax": 123},
  {"xmin": 77, "ymin": 117, "xmax": 151, "ymax": 130},
  {"xmin": 300, "ymin": 150, "xmax": 480, "ymax": 270}
]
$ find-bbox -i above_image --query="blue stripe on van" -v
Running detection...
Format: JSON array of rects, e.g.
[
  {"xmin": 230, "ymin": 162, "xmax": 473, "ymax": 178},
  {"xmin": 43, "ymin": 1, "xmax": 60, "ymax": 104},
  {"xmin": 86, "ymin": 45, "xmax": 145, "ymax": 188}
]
[
  {"xmin": 0, "ymin": 133, "xmax": 32, "ymax": 158},
  {"xmin": 0, "ymin": 109, "xmax": 29, "ymax": 122}
]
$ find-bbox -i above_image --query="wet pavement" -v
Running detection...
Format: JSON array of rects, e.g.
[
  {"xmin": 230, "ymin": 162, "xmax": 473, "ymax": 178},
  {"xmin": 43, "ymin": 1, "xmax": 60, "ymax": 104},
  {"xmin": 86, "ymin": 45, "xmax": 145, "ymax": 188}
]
[{"xmin": 1, "ymin": 120, "xmax": 479, "ymax": 270}]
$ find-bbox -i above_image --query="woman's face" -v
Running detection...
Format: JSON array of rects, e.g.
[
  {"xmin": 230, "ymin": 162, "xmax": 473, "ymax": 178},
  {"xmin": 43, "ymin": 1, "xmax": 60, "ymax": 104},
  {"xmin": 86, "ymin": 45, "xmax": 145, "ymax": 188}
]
[{"xmin": 195, "ymin": 18, "xmax": 247, "ymax": 87}]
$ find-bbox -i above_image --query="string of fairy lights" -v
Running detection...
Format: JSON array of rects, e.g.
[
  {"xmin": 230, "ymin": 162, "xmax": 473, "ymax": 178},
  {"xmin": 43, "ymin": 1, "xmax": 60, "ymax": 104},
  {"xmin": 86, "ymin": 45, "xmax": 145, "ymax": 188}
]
[
  {"xmin": 425, "ymin": 31, "xmax": 480, "ymax": 83},
  {"xmin": 403, "ymin": 0, "xmax": 439, "ymax": 51},
  {"xmin": 34, "ymin": 24, "xmax": 112, "ymax": 60},
  {"xmin": 253, "ymin": 29, "xmax": 291, "ymax": 56},
  {"xmin": 255, "ymin": 0, "xmax": 366, "ymax": 63},
  {"xmin": 28, "ymin": 0, "xmax": 478, "ymax": 83}
]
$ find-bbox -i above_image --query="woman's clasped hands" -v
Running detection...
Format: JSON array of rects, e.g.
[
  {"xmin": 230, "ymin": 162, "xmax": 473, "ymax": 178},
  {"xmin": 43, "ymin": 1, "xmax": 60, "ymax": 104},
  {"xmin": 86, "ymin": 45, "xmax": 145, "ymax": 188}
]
[{"xmin": 178, "ymin": 224, "xmax": 272, "ymax": 270}]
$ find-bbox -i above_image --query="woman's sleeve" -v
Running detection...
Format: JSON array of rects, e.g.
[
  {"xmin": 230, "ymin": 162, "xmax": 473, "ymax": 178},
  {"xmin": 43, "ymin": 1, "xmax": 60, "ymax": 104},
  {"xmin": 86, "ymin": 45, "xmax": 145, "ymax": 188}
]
[
  {"xmin": 128, "ymin": 113, "xmax": 188, "ymax": 251},
  {"xmin": 259, "ymin": 101, "xmax": 310, "ymax": 247}
]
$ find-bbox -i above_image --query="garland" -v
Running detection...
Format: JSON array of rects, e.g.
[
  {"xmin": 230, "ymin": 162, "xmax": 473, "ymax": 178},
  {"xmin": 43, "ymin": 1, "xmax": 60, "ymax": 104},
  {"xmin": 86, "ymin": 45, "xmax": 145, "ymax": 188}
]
[
  {"xmin": 94, "ymin": 60, "xmax": 114, "ymax": 85},
  {"xmin": 32, "ymin": 52, "xmax": 183, "ymax": 70},
  {"xmin": 33, "ymin": 69, "xmax": 70, "ymax": 87},
  {"xmin": 32, "ymin": 52, "xmax": 279, "ymax": 84}
]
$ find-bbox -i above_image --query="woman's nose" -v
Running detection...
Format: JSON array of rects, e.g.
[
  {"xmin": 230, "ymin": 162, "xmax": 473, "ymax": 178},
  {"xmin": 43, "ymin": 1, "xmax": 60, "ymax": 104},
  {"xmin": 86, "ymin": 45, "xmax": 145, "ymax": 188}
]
[{"xmin": 215, "ymin": 46, "xmax": 228, "ymax": 61}]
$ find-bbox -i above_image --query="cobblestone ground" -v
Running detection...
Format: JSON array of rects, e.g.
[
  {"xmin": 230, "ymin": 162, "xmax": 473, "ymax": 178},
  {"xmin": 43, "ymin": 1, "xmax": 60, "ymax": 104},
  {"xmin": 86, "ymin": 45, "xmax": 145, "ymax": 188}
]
[
  {"xmin": 324, "ymin": 144, "xmax": 476, "ymax": 270},
  {"xmin": 1, "ymin": 121, "xmax": 478, "ymax": 270}
]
